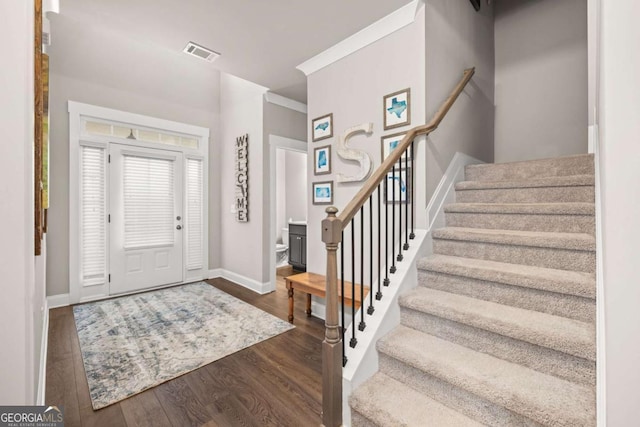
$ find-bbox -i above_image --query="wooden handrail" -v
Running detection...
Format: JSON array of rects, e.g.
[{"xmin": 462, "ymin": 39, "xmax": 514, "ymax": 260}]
[
  {"xmin": 337, "ymin": 67, "xmax": 475, "ymax": 227},
  {"xmin": 320, "ymin": 67, "xmax": 475, "ymax": 427}
]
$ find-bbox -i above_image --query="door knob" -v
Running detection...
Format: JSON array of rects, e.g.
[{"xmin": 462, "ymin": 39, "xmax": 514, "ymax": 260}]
[
  {"xmin": 176, "ymin": 216, "xmax": 181, "ymax": 221},
  {"xmin": 176, "ymin": 225, "xmax": 182, "ymax": 230}
]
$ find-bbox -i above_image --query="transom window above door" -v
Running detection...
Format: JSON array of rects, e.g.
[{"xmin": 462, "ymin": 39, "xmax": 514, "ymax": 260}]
[{"xmin": 83, "ymin": 118, "xmax": 199, "ymax": 149}]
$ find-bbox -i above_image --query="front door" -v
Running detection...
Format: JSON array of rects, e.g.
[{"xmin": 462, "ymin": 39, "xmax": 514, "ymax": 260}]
[{"xmin": 109, "ymin": 143, "xmax": 183, "ymax": 294}]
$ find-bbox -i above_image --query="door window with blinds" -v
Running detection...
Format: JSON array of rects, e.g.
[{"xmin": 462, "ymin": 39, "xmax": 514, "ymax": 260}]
[
  {"xmin": 123, "ymin": 154, "xmax": 176, "ymax": 249},
  {"xmin": 186, "ymin": 158, "xmax": 204, "ymax": 270}
]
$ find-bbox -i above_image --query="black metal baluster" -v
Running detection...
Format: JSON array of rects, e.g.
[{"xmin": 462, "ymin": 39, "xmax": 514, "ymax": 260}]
[
  {"xmin": 368, "ymin": 196, "xmax": 375, "ymax": 314},
  {"xmin": 377, "ymin": 184, "xmax": 383, "ymax": 298},
  {"xmin": 404, "ymin": 148, "xmax": 410, "ymax": 250},
  {"xmin": 410, "ymin": 141, "xmax": 415, "ymax": 240},
  {"xmin": 397, "ymin": 157, "xmax": 404, "ymax": 262},
  {"xmin": 341, "ymin": 231, "xmax": 346, "ymax": 366},
  {"xmin": 359, "ymin": 207, "xmax": 366, "ymax": 331},
  {"xmin": 384, "ymin": 178, "xmax": 390, "ymax": 285},
  {"xmin": 350, "ymin": 222, "xmax": 357, "ymax": 348},
  {"xmin": 390, "ymin": 165, "xmax": 397, "ymax": 274}
]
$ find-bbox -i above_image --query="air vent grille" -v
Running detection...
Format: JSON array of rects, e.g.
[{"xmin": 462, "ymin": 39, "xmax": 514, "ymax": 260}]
[{"xmin": 183, "ymin": 42, "xmax": 220, "ymax": 62}]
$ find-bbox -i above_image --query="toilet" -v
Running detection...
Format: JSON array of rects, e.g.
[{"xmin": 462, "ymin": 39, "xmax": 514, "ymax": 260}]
[{"xmin": 276, "ymin": 228, "xmax": 289, "ymax": 267}]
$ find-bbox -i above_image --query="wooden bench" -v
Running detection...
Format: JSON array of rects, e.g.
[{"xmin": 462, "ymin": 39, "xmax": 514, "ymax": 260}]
[{"xmin": 285, "ymin": 272, "xmax": 369, "ymax": 323}]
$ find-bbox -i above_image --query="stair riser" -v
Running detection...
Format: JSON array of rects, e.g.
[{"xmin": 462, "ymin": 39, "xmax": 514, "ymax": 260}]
[
  {"xmin": 418, "ymin": 270, "xmax": 595, "ymax": 323},
  {"xmin": 378, "ymin": 354, "xmax": 542, "ymax": 427},
  {"xmin": 433, "ymin": 238, "xmax": 596, "ymax": 273},
  {"xmin": 400, "ymin": 308, "xmax": 595, "ymax": 386},
  {"xmin": 465, "ymin": 155, "xmax": 594, "ymax": 182},
  {"xmin": 446, "ymin": 212, "xmax": 595, "ymax": 234},
  {"xmin": 455, "ymin": 186, "xmax": 594, "ymax": 203}
]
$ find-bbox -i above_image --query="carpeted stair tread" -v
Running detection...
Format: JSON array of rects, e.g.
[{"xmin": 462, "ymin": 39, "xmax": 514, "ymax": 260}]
[
  {"xmin": 399, "ymin": 287, "xmax": 595, "ymax": 360},
  {"xmin": 464, "ymin": 154, "xmax": 594, "ymax": 182},
  {"xmin": 378, "ymin": 326, "xmax": 596, "ymax": 426},
  {"xmin": 445, "ymin": 202, "xmax": 594, "ymax": 215},
  {"xmin": 417, "ymin": 254, "xmax": 595, "ymax": 299},
  {"xmin": 432, "ymin": 227, "xmax": 595, "ymax": 251},
  {"xmin": 455, "ymin": 174, "xmax": 594, "ymax": 191},
  {"xmin": 349, "ymin": 372, "xmax": 483, "ymax": 427}
]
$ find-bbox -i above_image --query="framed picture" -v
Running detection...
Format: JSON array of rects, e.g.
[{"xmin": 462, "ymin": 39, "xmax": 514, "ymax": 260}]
[
  {"xmin": 312, "ymin": 181, "xmax": 333, "ymax": 205},
  {"xmin": 383, "ymin": 88, "xmax": 411, "ymax": 130},
  {"xmin": 312, "ymin": 113, "xmax": 333, "ymax": 142},
  {"xmin": 314, "ymin": 145, "xmax": 332, "ymax": 175},
  {"xmin": 384, "ymin": 168, "xmax": 411, "ymax": 204},
  {"xmin": 381, "ymin": 132, "xmax": 411, "ymax": 162}
]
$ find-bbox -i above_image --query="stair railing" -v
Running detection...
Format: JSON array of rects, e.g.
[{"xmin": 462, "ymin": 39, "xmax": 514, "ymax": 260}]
[{"xmin": 321, "ymin": 67, "xmax": 475, "ymax": 427}]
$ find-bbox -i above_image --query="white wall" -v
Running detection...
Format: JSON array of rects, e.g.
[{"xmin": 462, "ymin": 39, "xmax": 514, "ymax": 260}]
[
  {"xmin": 306, "ymin": 7, "xmax": 426, "ymax": 277},
  {"xmin": 0, "ymin": 0, "xmax": 42, "ymax": 404},
  {"xmin": 494, "ymin": 0, "xmax": 588, "ymax": 162},
  {"xmin": 219, "ymin": 73, "xmax": 268, "ymax": 284},
  {"xmin": 598, "ymin": 0, "xmax": 640, "ymax": 423},
  {"xmin": 47, "ymin": 74, "xmax": 221, "ymax": 296},
  {"xmin": 285, "ymin": 150, "xmax": 308, "ymax": 223},
  {"xmin": 425, "ymin": 0, "xmax": 495, "ymax": 197}
]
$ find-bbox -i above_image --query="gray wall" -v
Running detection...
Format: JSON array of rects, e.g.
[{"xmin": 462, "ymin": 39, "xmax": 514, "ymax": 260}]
[
  {"xmin": 599, "ymin": 0, "xmax": 640, "ymax": 423},
  {"xmin": 424, "ymin": 0, "xmax": 495, "ymax": 198},
  {"xmin": 47, "ymin": 73, "xmax": 221, "ymax": 296},
  {"xmin": 306, "ymin": 6, "xmax": 426, "ymax": 277},
  {"xmin": 494, "ymin": 0, "xmax": 588, "ymax": 162}
]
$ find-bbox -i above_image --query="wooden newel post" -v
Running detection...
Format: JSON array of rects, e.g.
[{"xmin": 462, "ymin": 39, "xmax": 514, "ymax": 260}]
[{"xmin": 321, "ymin": 206, "xmax": 343, "ymax": 427}]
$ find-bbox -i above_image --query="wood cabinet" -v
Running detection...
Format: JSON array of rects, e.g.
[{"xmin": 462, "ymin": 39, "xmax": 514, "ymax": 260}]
[{"xmin": 288, "ymin": 223, "xmax": 307, "ymax": 271}]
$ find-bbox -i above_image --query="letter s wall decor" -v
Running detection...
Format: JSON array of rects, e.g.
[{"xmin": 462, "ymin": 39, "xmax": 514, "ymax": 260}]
[{"xmin": 336, "ymin": 123, "xmax": 373, "ymax": 183}]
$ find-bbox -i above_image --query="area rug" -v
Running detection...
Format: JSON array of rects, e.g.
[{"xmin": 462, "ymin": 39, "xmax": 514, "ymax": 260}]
[{"xmin": 72, "ymin": 282, "xmax": 294, "ymax": 409}]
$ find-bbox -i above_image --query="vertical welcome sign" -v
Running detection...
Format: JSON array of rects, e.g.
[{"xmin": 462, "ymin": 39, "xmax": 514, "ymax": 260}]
[{"xmin": 235, "ymin": 134, "xmax": 249, "ymax": 222}]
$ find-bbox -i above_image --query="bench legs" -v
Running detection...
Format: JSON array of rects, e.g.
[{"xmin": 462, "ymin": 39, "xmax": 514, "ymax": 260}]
[
  {"xmin": 288, "ymin": 287, "xmax": 294, "ymax": 323},
  {"xmin": 287, "ymin": 285, "xmax": 313, "ymax": 324}
]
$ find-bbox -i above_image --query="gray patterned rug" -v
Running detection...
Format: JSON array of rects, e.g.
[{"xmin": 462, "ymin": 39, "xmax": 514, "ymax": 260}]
[{"xmin": 73, "ymin": 282, "xmax": 294, "ymax": 409}]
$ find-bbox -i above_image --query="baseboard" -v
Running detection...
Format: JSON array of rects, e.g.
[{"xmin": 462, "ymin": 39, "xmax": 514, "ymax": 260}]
[
  {"xmin": 211, "ymin": 269, "xmax": 274, "ymax": 295},
  {"xmin": 208, "ymin": 268, "xmax": 223, "ymax": 279},
  {"xmin": 47, "ymin": 293, "xmax": 70, "ymax": 309},
  {"xmin": 37, "ymin": 299, "xmax": 49, "ymax": 405}
]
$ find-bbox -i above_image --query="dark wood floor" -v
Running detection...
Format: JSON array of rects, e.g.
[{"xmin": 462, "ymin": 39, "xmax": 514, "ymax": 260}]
[{"xmin": 45, "ymin": 273, "xmax": 325, "ymax": 427}]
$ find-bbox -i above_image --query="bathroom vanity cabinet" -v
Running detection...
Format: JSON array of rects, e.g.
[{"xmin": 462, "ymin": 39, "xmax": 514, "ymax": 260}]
[{"xmin": 288, "ymin": 223, "xmax": 307, "ymax": 271}]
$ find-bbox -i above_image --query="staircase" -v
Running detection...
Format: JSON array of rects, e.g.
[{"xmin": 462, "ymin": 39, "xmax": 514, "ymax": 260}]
[{"xmin": 349, "ymin": 154, "xmax": 596, "ymax": 426}]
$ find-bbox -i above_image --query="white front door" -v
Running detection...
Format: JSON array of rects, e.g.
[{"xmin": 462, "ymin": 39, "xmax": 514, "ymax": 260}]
[{"xmin": 109, "ymin": 143, "xmax": 183, "ymax": 294}]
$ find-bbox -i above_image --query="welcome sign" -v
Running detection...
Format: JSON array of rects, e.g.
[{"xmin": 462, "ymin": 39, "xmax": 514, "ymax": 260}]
[{"xmin": 235, "ymin": 134, "xmax": 249, "ymax": 222}]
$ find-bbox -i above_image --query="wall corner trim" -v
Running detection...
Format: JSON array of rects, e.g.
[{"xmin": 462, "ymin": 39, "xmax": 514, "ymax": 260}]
[
  {"xmin": 264, "ymin": 92, "xmax": 308, "ymax": 114},
  {"xmin": 296, "ymin": 0, "xmax": 424, "ymax": 76},
  {"xmin": 46, "ymin": 293, "xmax": 71, "ymax": 309},
  {"xmin": 210, "ymin": 269, "xmax": 274, "ymax": 295},
  {"xmin": 37, "ymin": 300, "xmax": 50, "ymax": 405}
]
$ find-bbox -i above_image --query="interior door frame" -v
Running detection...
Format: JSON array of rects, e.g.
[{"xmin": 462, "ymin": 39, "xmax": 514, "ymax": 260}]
[{"xmin": 68, "ymin": 101, "xmax": 209, "ymax": 304}]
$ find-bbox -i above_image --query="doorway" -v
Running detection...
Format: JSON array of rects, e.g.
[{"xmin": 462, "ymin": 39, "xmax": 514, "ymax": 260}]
[
  {"xmin": 109, "ymin": 143, "xmax": 184, "ymax": 294},
  {"xmin": 269, "ymin": 135, "xmax": 308, "ymax": 290}
]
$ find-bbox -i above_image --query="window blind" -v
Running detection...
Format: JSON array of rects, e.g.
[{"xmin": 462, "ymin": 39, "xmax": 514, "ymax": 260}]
[
  {"xmin": 81, "ymin": 146, "xmax": 106, "ymax": 283},
  {"xmin": 186, "ymin": 158, "xmax": 203, "ymax": 270},
  {"xmin": 123, "ymin": 155, "xmax": 175, "ymax": 248}
]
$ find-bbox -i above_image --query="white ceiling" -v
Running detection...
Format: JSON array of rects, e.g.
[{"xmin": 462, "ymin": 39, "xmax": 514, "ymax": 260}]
[{"xmin": 49, "ymin": 0, "xmax": 414, "ymax": 104}]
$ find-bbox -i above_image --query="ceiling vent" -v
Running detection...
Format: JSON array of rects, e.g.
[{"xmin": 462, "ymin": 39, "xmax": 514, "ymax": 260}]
[{"xmin": 183, "ymin": 42, "xmax": 220, "ymax": 63}]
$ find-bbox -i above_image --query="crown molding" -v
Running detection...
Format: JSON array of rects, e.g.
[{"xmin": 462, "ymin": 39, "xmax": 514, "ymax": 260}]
[
  {"xmin": 296, "ymin": 0, "xmax": 424, "ymax": 76},
  {"xmin": 264, "ymin": 92, "xmax": 308, "ymax": 114}
]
